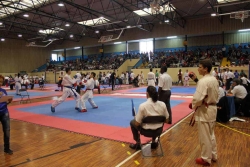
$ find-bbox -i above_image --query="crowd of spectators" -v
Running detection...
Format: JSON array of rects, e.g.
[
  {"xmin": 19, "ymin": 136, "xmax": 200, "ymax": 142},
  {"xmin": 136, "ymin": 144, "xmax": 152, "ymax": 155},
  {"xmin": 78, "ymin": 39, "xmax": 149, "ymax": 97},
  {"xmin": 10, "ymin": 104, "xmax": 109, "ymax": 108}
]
[
  {"xmin": 45, "ymin": 53, "xmax": 141, "ymax": 72},
  {"xmin": 226, "ymin": 44, "xmax": 250, "ymax": 66},
  {"xmin": 40, "ymin": 44, "xmax": 250, "ymax": 72}
]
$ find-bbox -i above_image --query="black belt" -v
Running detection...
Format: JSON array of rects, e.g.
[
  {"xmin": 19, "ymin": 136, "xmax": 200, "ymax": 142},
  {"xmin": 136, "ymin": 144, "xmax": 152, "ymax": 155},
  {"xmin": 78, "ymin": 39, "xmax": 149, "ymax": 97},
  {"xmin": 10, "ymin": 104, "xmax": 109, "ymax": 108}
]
[{"xmin": 64, "ymin": 86, "xmax": 77, "ymax": 97}]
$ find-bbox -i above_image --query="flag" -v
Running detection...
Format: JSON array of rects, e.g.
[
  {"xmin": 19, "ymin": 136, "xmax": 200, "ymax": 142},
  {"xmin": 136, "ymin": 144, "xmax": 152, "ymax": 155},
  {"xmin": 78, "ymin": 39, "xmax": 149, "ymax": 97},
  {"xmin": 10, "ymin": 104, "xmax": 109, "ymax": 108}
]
[{"xmin": 131, "ymin": 99, "xmax": 136, "ymax": 116}]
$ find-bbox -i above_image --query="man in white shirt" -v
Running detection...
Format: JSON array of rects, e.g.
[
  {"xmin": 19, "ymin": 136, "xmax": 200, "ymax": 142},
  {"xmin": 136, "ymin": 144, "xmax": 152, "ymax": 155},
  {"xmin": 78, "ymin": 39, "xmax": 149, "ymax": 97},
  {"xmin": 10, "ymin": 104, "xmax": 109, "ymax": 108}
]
[
  {"xmin": 147, "ymin": 68, "xmax": 156, "ymax": 86},
  {"xmin": 51, "ymin": 68, "xmax": 81, "ymax": 113},
  {"xmin": 80, "ymin": 72, "xmax": 98, "ymax": 112},
  {"xmin": 192, "ymin": 59, "xmax": 219, "ymax": 166},
  {"xmin": 129, "ymin": 86, "xmax": 169, "ymax": 150},
  {"xmin": 211, "ymin": 68, "xmax": 218, "ymax": 78},
  {"xmin": 227, "ymin": 78, "xmax": 247, "ymax": 111},
  {"xmin": 158, "ymin": 66, "xmax": 172, "ymax": 124},
  {"xmin": 225, "ymin": 68, "xmax": 234, "ymax": 90}
]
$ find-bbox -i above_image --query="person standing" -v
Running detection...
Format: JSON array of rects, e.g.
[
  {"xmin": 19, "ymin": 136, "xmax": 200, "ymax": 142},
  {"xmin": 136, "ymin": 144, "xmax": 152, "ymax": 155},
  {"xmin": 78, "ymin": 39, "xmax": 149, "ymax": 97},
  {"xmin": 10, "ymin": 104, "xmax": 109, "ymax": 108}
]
[
  {"xmin": 126, "ymin": 71, "xmax": 129, "ymax": 85},
  {"xmin": 177, "ymin": 69, "xmax": 183, "ymax": 86},
  {"xmin": 147, "ymin": 68, "xmax": 156, "ymax": 86},
  {"xmin": 158, "ymin": 66, "xmax": 172, "ymax": 124},
  {"xmin": 0, "ymin": 75, "xmax": 13, "ymax": 155},
  {"xmin": 155, "ymin": 70, "xmax": 159, "ymax": 85},
  {"xmin": 80, "ymin": 72, "xmax": 98, "ymax": 112},
  {"xmin": 110, "ymin": 70, "xmax": 116, "ymax": 91},
  {"xmin": 183, "ymin": 69, "xmax": 190, "ymax": 87},
  {"xmin": 140, "ymin": 71, "xmax": 144, "ymax": 85},
  {"xmin": 191, "ymin": 59, "xmax": 219, "ymax": 166},
  {"xmin": 14, "ymin": 73, "xmax": 21, "ymax": 95},
  {"xmin": 51, "ymin": 68, "xmax": 81, "ymax": 113}
]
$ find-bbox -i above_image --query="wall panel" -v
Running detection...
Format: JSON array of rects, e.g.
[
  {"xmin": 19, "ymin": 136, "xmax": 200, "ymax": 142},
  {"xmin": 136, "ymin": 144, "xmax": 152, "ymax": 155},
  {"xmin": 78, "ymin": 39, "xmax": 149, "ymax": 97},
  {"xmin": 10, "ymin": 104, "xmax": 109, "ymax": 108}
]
[
  {"xmin": 103, "ymin": 44, "xmax": 126, "ymax": 53},
  {"xmin": 0, "ymin": 39, "xmax": 51, "ymax": 73},
  {"xmin": 128, "ymin": 42, "xmax": 139, "ymax": 52}
]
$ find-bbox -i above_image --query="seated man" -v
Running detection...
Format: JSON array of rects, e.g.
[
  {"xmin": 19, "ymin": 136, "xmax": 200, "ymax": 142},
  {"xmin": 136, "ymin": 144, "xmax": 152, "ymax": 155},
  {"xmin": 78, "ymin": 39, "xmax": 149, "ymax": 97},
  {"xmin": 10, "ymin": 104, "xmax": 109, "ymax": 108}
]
[
  {"xmin": 227, "ymin": 78, "xmax": 248, "ymax": 112},
  {"xmin": 129, "ymin": 86, "xmax": 169, "ymax": 150}
]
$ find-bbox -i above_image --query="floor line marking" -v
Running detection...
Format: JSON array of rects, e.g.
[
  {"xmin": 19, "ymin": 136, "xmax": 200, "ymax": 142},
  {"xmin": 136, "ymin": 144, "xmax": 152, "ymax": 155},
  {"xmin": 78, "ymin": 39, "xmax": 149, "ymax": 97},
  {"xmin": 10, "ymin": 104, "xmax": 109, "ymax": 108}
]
[{"xmin": 115, "ymin": 112, "xmax": 193, "ymax": 167}]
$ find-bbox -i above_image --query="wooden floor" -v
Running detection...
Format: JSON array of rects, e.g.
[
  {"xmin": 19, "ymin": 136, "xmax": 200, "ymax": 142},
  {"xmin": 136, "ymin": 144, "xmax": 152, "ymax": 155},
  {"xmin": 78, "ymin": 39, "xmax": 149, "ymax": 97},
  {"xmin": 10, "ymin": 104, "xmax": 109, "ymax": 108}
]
[{"xmin": 1, "ymin": 86, "xmax": 250, "ymax": 167}]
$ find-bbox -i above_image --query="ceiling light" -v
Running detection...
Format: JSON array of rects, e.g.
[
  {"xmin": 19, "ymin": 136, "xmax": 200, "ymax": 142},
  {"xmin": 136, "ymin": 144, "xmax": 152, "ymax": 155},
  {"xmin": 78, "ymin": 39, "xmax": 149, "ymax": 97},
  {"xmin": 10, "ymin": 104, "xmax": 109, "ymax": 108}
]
[
  {"xmin": 23, "ymin": 14, "xmax": 29, "ymax": 17},
  {"xmin": 99, "ymin": 16, "xmax": 104, "ymax": 19},
  {"xmin": 65, "ymin": 23, "xmax": 70, "ymax": 27},
  {"xmin": 1, "ymin": 38, "xmax": 5, "ymax": 41},
  {"xmin": 18, "ymin": 34, "xmax": 22, "ymax": 37},
  {"xmin": 69, "ymin": 34, "xmax": 74, "ymax": 38},
  {"xmin": 114, "ymin": 42, "xmax": 122, "ymax": 44},
  {"xmin": 167, "ymin": 36, "xmax": 177, "ymax": 39},
  {"xmin": 238, "ymin": 29, "xmax": 250, "ymax": 32},
  {"xmin": 211, "ymin": 13, "xmax": 217, "ymax": 16},
  {"xmin": 58, "ymin": 2, "xmax": 64, "ymax": 6},
  {"xmin": 39, "ymin": 30, "xmax": 44, "ymax": 33},
  {"xmin": 0, "ymin": 22, "xmax": 3, "ymax": 25},
  {"xmin": 126, "ymin": 25, "xmax": 131, "ymax": 28},
  {"xmin": 74, "ymin": 47, "xmax": 81, "ymax": 49},
  {"xmin": 165, "ymin": 20, "xmax": 169, "ymax": 23},
  {"xmin": 95, "ymin": 30, "xmax": 99, "ymax": 33}
]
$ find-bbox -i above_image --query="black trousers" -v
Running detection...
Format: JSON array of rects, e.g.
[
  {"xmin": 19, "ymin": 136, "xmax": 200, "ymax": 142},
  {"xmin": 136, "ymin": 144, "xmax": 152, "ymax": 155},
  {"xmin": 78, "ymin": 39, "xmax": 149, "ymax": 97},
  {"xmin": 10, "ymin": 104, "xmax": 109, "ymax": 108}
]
[
  {"xmin": 159, "ymin": 90, "xmax": 172, "ymax": 123},
  {"xmin": 10, "ymin": 84, "xmax": 14, "ymax": 90},
  {"xmin": 30, "ymin": 84, "xmax": 34, "ymax": 89},
  {"xmin": 0, "ymin": 112, "xmax": 10, "ymax": 150},
  {"xmin": 130, "ymin": 120, "xmax": 156, "ymax": 143},
  {"xmin": 226, "ymin": 78, "xmax": 232, "ymax": 90},
  {"xmin": 111, "ymin": 79, "xmax": 115, "ymax": 90}
]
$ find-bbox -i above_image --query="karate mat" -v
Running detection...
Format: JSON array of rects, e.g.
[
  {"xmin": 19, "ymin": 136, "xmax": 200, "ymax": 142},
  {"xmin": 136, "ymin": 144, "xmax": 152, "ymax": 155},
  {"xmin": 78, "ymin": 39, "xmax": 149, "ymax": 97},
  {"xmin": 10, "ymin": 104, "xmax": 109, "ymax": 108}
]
[{"xmin": 9, "ymin": 96, "xmax": 192, "ymax": 143}]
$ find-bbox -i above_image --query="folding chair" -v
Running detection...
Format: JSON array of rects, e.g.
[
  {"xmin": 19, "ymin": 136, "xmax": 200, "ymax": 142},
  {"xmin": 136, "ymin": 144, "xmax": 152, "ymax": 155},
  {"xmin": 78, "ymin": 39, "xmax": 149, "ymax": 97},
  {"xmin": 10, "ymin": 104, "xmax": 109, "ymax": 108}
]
[
  {"xmin": 19, "ymin": 89, "xmax": 30, "ymax": 103},
  {"xmin": 138, "ymin": 116, "xmax": 166, "ymax": 157},
  {"xmin": 101, "ymin": 83, "xmax": 108, "ymax": 93}
]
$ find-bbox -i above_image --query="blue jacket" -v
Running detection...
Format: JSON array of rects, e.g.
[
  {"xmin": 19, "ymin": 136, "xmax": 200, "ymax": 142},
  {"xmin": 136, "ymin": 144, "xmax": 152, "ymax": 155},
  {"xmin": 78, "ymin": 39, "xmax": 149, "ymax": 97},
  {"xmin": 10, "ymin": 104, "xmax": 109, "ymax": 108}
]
[{"xmin": 0, "ymin": 88, "xmax": 8, "ymax": 114}]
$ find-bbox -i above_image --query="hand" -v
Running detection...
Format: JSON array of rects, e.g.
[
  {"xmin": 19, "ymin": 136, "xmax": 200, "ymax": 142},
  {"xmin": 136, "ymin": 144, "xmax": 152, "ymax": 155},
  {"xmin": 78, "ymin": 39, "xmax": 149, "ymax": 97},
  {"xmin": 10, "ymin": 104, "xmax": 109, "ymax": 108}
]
[
  {"xmin": 7, "ymin": 98, "xmax": 13, "ymax": 104},
  {"xmin": 189, "ymin": 103, "xmax": 192, "ymax": 109},
  {"xmin": 188, "ymin": 72, "xmax": 197, "ymax": 81}
]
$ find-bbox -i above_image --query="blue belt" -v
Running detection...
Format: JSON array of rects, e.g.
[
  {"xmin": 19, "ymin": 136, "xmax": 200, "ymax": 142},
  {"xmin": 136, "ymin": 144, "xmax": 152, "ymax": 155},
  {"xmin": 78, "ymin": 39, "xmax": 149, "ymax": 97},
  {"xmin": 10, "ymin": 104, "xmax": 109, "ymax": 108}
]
[{"xmin": 64, "ymin": 86, "xmax": 77, "ymax": 97}]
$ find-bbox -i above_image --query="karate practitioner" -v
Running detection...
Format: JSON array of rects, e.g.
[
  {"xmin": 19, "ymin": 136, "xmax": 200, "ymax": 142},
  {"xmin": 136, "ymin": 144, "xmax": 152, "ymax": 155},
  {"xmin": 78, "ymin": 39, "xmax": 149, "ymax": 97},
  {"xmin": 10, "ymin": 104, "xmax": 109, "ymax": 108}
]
[
  {"xmin": 14, "ymin": 74, "xmax": 21, "ymax": 95},
  {"xmin": 126, "ymin": 71, "xmax": 129, "ymax": 84},
  {"xmin": 80, "ymin": 72, "xmax": 98, "ymax": 112},
  {"xmin": 147, "ymin": 68, "xmax": 156, "ymax": 86},
  {"xmin": 51, "ymin": 68, "xmax": 81, "ymax": 113},
  {"xmin": 191, "ymin": 59, "xmax": 219, "ymax": 166},
  {"xmin": 183, "ymin": 70, "xmax": 190, "ymax": 87}
]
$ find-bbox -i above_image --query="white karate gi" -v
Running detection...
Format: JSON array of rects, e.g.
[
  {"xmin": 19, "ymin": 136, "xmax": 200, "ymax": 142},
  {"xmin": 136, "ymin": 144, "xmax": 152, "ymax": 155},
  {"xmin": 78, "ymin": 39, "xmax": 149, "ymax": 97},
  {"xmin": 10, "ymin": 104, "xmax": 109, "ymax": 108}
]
[
  {"xmin": 140, "ymin": 73, "xmax": 144, "ymax": 84},
  {"xmin": 81, "ymin": 78, "xmax": 97, "ymax": 110},
  {"xmin": 52, "ymin": 74, "xmax": 81, "ymax": 108},
  {"xmin": 192, "ymin": 74, "xmax": 219, "ymax": 164},
  {"xmin": 183, "ymin": 72, "xmax": 189, "ymax": 87},
  {"xmin": 147, "ymin": 72, "xmax": 156, "ymax": 86},
  {"xmin": 14, "ymin": 76, "xmax": 21, "ymax": 94},
  {"xmin": 126, "ymin": 72, "xmax": 129, "ymax": 84}
]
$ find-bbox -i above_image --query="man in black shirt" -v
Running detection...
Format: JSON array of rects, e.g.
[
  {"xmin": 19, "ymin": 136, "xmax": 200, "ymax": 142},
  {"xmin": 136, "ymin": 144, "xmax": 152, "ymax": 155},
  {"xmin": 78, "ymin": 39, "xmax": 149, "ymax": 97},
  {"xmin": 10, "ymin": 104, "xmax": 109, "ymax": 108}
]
[{"xmin": 110, "ymin": 70, "xmax": 116, "ymax": 91}]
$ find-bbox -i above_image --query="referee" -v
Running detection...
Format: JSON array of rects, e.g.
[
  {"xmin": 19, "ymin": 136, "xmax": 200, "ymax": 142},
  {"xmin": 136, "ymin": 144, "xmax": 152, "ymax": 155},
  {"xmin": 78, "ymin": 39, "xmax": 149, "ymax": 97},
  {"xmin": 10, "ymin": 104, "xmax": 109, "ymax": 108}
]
[{"xmin": 158, "ymin": 66, "xmax": 172, "ymax": 124}]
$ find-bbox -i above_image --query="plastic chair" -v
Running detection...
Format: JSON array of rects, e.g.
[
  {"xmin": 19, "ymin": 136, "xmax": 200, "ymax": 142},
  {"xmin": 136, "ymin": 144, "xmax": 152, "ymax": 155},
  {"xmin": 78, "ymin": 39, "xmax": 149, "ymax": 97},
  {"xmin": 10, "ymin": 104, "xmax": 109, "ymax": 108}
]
[{"xmin": 138, "ymin": 116, "xmax": 166, "ymax": 157}]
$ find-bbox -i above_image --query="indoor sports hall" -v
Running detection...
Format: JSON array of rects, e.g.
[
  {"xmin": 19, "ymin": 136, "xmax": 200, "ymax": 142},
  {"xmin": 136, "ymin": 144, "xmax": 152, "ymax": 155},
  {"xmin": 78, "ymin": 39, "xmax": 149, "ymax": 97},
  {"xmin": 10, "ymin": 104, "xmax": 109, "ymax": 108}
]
[{"xmin": 1, "ymin": 0, "xmax": 250, "ymax": 167}]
